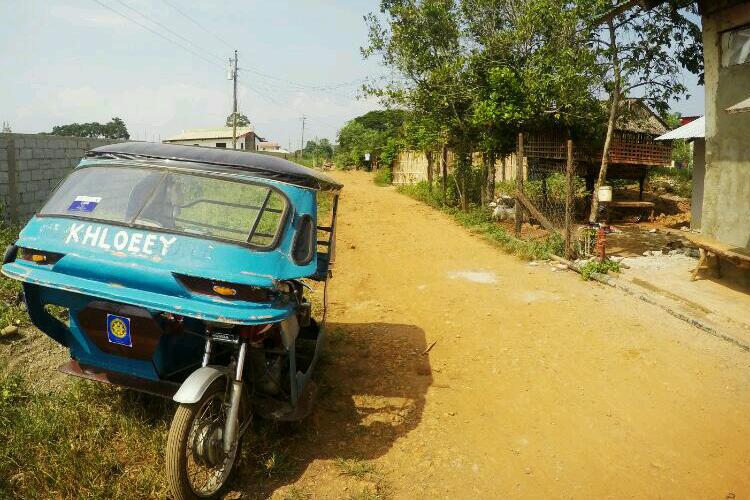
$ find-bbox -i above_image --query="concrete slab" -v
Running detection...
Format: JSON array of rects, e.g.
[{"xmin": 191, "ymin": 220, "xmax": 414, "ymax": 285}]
[{"xmin": 620, "ymin": 252, "xmax": 750, "ymax": 339}]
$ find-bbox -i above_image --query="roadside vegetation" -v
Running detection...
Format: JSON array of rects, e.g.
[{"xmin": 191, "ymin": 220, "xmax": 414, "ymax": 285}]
[
  {"xmin": 0, "ymin": 226, "xmax": 169, "ymax": 498},
  {"xmin": 0, "ymin": 372, "xmax": 170, "ymax": 498},
  {"xmin": 398, "ymin": 181, "xmax": 564, "ymax": 260},
  {"xmin": 0, "ymin": 225, "xmax": 25, "ymax": 332},
  {"xmin": 648, "ymin": 166, "xmax": 693, "ymax": 199},
  {"xmin": 338, "ymin": 0, "xmax": 701, "ymax": 221},
  {"xmin": 335, "ymin": 110, "xmax": 405, "ymax": 172},
  {"xmin": 579, "ymin": 258, "xmax": 621, "ymax": 281},
  {"xmin": 294, "ymin": 138, "xmax": 335, "ymax": 169}
]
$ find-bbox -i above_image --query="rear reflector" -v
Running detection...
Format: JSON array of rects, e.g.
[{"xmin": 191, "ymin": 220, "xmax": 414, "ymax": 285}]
[
  {"xmin": 17, "ymin": 247, "xmax": 65, "ymax": 265},
  {"xmin": 174, "ymin": 274, "xmax": 274, "ymax": 302}
]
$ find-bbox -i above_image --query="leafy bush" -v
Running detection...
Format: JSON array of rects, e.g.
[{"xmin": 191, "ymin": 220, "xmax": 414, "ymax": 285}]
[
  {"xmin": 373, "ymin": 167, "xmax": 393, "ymax": 186},
  {"xmin": 648, "ymin": 166, "xmax": 692, "ymax": 198},
  {"xmin": 579, "ymin": 258, "xmax": 621, "ymax": 281},
  {"xmin": 496, "ymin": 173, "xmax": 587, "ymax": 203}
]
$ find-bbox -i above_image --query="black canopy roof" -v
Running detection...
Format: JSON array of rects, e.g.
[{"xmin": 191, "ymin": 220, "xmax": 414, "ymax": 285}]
[{"xmin": 86, "ymin": 142, "xmax": 342, "ymax": 192}]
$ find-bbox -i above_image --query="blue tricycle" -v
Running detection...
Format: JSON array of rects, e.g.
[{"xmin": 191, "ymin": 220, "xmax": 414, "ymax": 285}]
[{"xmin": 2, "ymin": 143, "xmax": 341, "ymax": 499}]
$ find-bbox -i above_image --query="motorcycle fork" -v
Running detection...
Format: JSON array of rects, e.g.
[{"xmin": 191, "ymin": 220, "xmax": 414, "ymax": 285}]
[{"xmin": 223, "ymin": 341, "xmax": 247, "ymax": 453}]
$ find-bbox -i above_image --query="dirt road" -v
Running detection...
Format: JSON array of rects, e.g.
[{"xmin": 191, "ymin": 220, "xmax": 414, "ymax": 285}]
[
  {"xmin": 255, "ymin": 170, "xmax": 750, "ymax": 499},
  {"xmin": 2, "ymin": 170, "xmax": 748, "ymax": 499}
]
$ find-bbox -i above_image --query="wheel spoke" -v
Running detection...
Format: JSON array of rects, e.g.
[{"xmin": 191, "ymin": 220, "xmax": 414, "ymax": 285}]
[{"xmin": 182, "ymin": 392, "xmax": 239, "ymax": 497}]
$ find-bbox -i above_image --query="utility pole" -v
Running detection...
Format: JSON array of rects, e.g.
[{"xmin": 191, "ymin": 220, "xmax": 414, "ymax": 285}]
[
  {"xmin": 313, "ymin": 135, "xmax": 318, "ymax": 167},
  {"xmin": 300, "ymin": 115, "xmax": 306, "ymax": 153},
  {"xmin": 230, "ymin": 50, "xmax": 239, "ymax": 150}
]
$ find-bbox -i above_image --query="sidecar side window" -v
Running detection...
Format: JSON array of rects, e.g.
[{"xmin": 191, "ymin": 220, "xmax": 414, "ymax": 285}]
[{"xmin": 291, "ymin": 214, "xmax": 315, "ymax": 265}]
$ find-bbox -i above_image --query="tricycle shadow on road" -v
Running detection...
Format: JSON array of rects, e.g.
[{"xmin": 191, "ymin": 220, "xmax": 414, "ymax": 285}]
[{"xmin": 231, "ymin": 321, "xmax": 433, "ymax": 497}]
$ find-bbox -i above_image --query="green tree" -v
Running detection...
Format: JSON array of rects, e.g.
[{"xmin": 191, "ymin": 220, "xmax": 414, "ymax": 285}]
[
  {"xmin": 365, "ymin": 0, "xmax": 601, "ymax": 208},
  {"xmin": 316, "ymin": 138, "xmax": 334, "ymax": 159},
  {"xmin": 103, "ymin": 117, "xmax": 129, "ymax": 139},
  {"xmin": 665, "ymin": 112, "xmax": 692, "ymax": 169},
  {"xmin": 401, "ymin": 113, "xmax": 442, "ymax": 190},
  {"xmin": 225, "ymin": 112, "xmax": 251, "ymax": 127},
  {"xmin": 363, "ymin": 0, "xmax": 475, "ymax": 206},
  {"xmin": 335, "ymin": 110, "xmax": 406, "ymax": 170},
  {"xmin": 50, "ymin": 117, "xmax": 130, "ymax": 139},
  {"xmin": 585, "ymin": 0, "xmax": 703, "ymax": 221}
]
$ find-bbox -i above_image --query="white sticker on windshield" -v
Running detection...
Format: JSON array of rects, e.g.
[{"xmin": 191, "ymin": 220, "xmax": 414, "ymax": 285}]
[{"xmin": 68, "ymin": 195, "xmax": 102, "ymax": 213}]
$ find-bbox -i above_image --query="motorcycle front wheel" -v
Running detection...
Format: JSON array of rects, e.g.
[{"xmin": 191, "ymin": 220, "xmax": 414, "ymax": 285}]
[{"xmin": 166, "ymin": 380, "xmax": 240, "ymax": 500}]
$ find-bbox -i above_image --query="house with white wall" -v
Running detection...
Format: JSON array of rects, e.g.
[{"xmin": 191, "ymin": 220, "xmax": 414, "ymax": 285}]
[{"xmin": 163, "ymin": 126, "xmax": 260, "ymax": 151}]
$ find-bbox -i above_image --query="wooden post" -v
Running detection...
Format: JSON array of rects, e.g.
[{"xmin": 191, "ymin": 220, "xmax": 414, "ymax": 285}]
[
  {"xmin": 638, "ymin": 173, "xmax": 646, "ymax": 201},
  {"xmin": 565, "ymin": 139, "xmax": 574, "ymax": 259},
  {"xmin": 514, "ymin": 133, "xmax": 524, "ymax": 237}
]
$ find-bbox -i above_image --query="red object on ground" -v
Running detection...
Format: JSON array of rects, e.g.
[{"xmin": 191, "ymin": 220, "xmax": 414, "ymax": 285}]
[{"xmin": 596, "ymin": 225, "xmax": 607, "ymax": 261}]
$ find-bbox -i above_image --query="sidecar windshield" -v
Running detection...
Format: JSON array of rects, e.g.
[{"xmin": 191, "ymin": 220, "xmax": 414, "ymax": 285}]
[{"xmin": 40, "ymin": 165, "xmax": 288, "ymax": 248}]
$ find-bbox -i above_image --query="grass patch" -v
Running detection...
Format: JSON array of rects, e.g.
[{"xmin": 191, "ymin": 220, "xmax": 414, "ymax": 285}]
[
  {"xmin": 335, "ymin": 457, "xmax": 378, "ymax": 479},
  {"xmin": 648, "ymin": 166, "xmax": 692, "ymax": 198},
  {"xmin": 348, "ymin": 480, "xmax": 392, "ymax": 500},
  {"xmin": 0, "ymin": 371, "xmax": 170, "ymax": 499},
  {"xmin": 397, "ymin": 181, "xmax": 564, "ymax": 260},
  {"xmin": 373, "ymin": 167, "xmax": 393, "ymax": 187},
  {"xmin": 0, "ymin": 225, "xmax": 28, "ymax": 332},
  {"xmin": 335, "ymin": 457, "xmax": 391, "ymax": 499},
  {"xmin": 284, "ymin": 486, "xmax": 312, "ymax": 500},
  {"xmin": 259, "ymin": 449, "xmax": 292, "ymax": 479},
  {"xmin": 579, "ymin": 259, "xmax": 621, "ymax": 281}
]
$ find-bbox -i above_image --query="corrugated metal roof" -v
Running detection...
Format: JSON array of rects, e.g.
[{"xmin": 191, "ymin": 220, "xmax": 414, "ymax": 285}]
[
  {"xmin": 655, "ymin": 116, "xmax": 705, "ymax": 141},
  {"xmin": 164, "ymin": 126, "xmax": 255, "ymax": 142}
]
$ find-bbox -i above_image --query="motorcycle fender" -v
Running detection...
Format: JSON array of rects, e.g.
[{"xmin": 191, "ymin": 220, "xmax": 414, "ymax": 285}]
[{"xmin": 173, "ymin": 366, "xmax": 228, "ymax": 404}]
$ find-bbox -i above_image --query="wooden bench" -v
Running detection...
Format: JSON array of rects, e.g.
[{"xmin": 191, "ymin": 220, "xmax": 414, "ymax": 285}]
[
  {"xmin": 605, "ymin": 200, "xmax": 655, "ymax": 222},
  {"xmin": 661, "ymin": 229, "xmax": 750, "ymax": 281}
]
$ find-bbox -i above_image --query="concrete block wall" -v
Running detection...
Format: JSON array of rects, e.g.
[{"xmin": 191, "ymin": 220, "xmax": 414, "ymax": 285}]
[{"xmin": 0, "ymin": 133, "xmax": 123, "ymax": 224}]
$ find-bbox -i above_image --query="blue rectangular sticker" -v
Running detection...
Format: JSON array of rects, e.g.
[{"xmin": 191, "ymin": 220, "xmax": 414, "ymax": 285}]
[
  {"xmin": 106, "ymin": 314, "xmax": 132, "ymax": 347},
  {"xmin": 68, "ymin": 195, "xmax": 101, "ymax": 213}
]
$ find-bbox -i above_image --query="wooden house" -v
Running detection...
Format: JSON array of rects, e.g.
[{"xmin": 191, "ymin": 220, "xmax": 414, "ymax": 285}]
[{"xmin": 524, "ymin": 99, "xmax": 671, "ymax": 200}]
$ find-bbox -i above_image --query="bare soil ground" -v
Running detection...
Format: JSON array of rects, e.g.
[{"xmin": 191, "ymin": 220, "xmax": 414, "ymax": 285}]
[
  {"xmin": 2, "ymin": 170, "xmax": 749, "ymax": 499},
  {"xmin": 254, "ymin": 171, "xmax": 750, "ymax": 499}
]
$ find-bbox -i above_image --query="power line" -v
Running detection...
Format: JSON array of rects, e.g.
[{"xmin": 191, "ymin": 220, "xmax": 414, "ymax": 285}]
[
  {"xmin": 90, "ymin": 0, "xmax": 225, "ymax": 70},
  {"xmin": 93, "ymin": 0, "xmax": 365, "ymax": 103},
  {"xmin": 112, "ymin": 0, "xmax": 225, "ymax": 63},
  {"xmin": 238, "ymin": 67, "xmax": 368, "ymax": 94},
  {"xmin": 90, "ymin": 0, "xmax": 345, "ymax": 141},
  {"xmin": 159, "ymin": 0, "xmax": 234, "ymax": 49}
]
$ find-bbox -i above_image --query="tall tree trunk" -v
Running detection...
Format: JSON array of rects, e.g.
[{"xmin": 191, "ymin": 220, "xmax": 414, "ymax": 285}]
[
  {"xmin": 480, "ymin": 152, "xmax": 489, "ymax": 207},
  {"xmin": 426, "ymin": 150, "xmax": 434, "ymax": 191},
  {"xmin": 500, "ymin": 155, "xmax": 506, "ymax": 182},
  {"xmin": 441, "ymin": 143, "xmax": 448, "ymax": 199},
  {"xmin": 589, "ymin": 20, "xmax": 621, "ymax": 223},
  {"xmin": 455, "ymin": 147, "xmax": 470, "ymax": 211},
  {"xmin": 486, "ymin": 151, "xmax": 496, "ymax": 203}
]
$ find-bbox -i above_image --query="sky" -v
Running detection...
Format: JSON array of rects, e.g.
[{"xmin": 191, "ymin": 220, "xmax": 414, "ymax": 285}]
[{"xmin": 0, "ymin": 1, "xmax": 705, "ymax": 146}]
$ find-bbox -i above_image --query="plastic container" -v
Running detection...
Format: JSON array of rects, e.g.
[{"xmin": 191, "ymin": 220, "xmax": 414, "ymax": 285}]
[{"xmin": 598, "ymin": 185, "xmax": 613, "ymax": 203}]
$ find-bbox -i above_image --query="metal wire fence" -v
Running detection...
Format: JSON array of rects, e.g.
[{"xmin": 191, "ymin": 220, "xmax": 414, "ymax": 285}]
[{"xmin": 513, "ymin": 134, "xmax": 579, "ymax": 259}]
